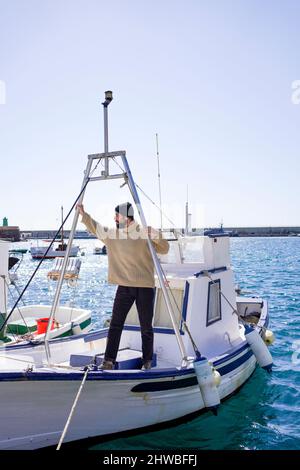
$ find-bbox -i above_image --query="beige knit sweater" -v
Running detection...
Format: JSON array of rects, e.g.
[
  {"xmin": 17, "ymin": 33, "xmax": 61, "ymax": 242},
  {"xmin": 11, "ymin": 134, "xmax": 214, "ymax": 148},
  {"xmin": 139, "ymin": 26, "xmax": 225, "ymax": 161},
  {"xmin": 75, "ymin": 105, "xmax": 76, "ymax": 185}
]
[{"xmin": 81, "ymin": 212, "xmax": 169, "ymax": 288}]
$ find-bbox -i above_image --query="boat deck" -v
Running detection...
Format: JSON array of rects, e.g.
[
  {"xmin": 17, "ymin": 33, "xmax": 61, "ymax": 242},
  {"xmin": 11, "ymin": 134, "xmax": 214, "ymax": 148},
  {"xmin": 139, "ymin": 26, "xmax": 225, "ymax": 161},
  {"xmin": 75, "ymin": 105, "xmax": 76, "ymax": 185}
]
[{"xmin": 58, "ymin": 347, "xmax": 178, "ymax": 371}]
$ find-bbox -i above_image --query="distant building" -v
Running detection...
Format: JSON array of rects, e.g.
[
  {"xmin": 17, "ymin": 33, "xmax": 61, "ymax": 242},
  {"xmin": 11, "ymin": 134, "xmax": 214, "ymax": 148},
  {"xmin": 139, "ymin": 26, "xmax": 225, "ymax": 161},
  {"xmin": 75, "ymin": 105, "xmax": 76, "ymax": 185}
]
[
  {"xmin": 0, "ymin": 217, "xmax": 20, "ymax": 242},
  {"xmin": 20, "ymin": 229, "xmax": 95, "ymax": 239},
  {"xmin": 20, "ymin": 226, "xmax": 300, "ymax": 240}
]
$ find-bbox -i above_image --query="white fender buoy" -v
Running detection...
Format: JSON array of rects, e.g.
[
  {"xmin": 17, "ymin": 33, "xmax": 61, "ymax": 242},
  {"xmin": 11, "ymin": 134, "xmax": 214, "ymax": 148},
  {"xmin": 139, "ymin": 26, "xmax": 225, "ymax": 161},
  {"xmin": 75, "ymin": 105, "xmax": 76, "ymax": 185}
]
[
  {"xmin": 262, "ymin": 329, "xmax": 275, "ymax": 346},
  {"xmin": 194, "ymin": 357, "xmax": 221, "ymax": 415},
  {"xmin": 212, "ymin": 368, "xmax": 221, "ymax": 387},
  {"xmin": 72, "ymin": 323, "xmax": 81, "ymax": 335},
  {"xmin": 244, "ymin": 324, "xmax": 273, "ymax": 372}
]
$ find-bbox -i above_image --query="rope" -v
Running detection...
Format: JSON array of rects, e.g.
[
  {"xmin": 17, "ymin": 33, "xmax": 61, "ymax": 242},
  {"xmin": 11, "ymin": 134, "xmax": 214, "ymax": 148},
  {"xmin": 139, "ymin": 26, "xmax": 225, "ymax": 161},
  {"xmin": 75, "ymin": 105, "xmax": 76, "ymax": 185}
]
[
  {"xmin": 9, "ymin": 279, "xmax": 26, "ymax": 306},
  {"xmin": 0, "ymin": 276, "xmax": 17, "ymax": 341},
  {"xmin": 7, "ymin": 280, "xmax": 27, "ymax": 323},
  {"xmin": 5, "ymin": 279, "xmax": 26, "ymax": 341},
  {"xmin": 56, "ymin": 366, "xmax": 90, "ymax": 450}
]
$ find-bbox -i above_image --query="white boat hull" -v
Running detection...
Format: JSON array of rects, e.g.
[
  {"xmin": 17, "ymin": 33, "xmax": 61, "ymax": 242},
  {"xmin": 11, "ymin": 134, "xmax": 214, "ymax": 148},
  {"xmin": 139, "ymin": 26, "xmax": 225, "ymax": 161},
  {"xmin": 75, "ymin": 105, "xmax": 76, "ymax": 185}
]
[
  {"xmin": 0, "ymin": 338, "xmax": 256, "ymax": 450},
  {"xmin": 30, "ymin": 246, "xmax": 79, "ymax": 259},
  {"xmin": 0, "ymin": 233, "xmax": 272, "ymax": 450}
]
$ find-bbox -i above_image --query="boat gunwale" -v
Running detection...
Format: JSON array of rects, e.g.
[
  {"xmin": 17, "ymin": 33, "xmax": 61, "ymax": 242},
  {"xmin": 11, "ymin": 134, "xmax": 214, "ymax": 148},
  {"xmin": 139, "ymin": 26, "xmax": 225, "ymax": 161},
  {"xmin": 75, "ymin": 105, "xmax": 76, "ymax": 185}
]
[{"xmin": 0, "ymin": 340, "xmax": 254, "ymax": 382}]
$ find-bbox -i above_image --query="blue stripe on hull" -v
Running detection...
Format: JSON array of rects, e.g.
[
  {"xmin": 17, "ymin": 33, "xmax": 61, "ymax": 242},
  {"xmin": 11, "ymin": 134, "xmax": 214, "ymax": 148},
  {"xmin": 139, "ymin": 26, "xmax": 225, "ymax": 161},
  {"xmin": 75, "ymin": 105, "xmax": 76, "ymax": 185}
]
[
  {"xmin": 213, "ymin": 342, "xmax": 249, "ymax": 366},
  {"xmin": 215, "ymin": 349, "xmax": 253, "ymax": 375},
  {"xmin": 130, "ymin": 348, "xmax": 255, "ymax": 393}
]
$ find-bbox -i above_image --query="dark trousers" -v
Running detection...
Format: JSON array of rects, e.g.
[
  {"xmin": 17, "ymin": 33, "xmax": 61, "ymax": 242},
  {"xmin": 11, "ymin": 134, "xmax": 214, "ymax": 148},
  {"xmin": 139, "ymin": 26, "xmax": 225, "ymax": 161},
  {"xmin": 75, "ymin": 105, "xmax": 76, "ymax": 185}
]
[{"xmin": 105, "ymin": 286, "xmax": 155, "ymax": 363}]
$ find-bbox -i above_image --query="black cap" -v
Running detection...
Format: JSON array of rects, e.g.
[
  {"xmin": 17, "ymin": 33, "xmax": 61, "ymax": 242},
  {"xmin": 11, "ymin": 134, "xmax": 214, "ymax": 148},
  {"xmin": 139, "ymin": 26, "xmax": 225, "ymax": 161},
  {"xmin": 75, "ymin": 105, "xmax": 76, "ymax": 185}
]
[{"xmin": 115, "ymin": 202, "xmax": 134, "ymax": 219}]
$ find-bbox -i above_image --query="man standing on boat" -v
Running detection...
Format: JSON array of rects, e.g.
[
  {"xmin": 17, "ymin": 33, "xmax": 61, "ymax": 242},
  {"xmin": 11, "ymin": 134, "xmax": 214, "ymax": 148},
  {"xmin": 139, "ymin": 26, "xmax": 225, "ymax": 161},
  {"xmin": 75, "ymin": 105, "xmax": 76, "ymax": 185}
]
[{"xmin": 77, "ymin": 202, "xmax": 169, "ymax": 370}]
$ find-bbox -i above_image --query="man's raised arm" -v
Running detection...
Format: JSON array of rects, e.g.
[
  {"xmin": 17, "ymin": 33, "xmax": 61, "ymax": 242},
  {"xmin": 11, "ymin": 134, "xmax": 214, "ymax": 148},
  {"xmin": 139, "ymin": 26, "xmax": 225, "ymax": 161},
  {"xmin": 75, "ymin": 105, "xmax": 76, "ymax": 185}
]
[{"xmin": 77, "ymin": 204, "xmax": 109, "ymax": 242}]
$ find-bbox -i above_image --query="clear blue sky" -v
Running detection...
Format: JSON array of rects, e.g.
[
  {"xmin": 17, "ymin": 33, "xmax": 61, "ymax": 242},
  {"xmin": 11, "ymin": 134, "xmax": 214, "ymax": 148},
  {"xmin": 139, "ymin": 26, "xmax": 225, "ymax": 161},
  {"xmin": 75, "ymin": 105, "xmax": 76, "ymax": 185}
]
[{"xmin": 1, "ymin": 0, "xmax": 299, "ymax": 230}]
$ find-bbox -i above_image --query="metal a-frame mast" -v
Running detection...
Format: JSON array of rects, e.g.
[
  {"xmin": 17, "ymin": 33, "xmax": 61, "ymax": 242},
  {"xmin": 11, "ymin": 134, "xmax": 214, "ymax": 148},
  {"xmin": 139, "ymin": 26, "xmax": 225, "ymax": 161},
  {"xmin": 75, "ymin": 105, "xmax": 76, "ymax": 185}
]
[{"xmin": 44, "ymin": 91, "xmax": 188, "ymax": 365}]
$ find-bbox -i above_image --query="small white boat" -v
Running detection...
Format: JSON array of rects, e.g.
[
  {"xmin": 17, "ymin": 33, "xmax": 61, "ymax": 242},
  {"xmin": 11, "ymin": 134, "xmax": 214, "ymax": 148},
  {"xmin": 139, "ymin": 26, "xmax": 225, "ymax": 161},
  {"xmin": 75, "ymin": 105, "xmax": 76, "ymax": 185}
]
[
  {"xmin": 1, "ymin": 241, "xmax": 91, "ymax": 346},
  {"xmin": 30, "ymin": 244, "xmax": 80, "ymax": 259},
  {"xmin": 30, "ymin": 207, "xmax": 80, "ymax": 259},
  {"xmin": 5, "ymin": 304, "xmax": 91, "ymax": 343}
]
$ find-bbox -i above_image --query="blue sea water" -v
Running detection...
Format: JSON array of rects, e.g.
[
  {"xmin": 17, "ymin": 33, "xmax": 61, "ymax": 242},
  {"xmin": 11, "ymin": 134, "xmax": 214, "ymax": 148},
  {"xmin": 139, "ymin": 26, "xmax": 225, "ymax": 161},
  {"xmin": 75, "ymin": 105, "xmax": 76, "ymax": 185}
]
[{"xmin": 7, "ymin": 237, "xmax": 300, "ymax": 450}]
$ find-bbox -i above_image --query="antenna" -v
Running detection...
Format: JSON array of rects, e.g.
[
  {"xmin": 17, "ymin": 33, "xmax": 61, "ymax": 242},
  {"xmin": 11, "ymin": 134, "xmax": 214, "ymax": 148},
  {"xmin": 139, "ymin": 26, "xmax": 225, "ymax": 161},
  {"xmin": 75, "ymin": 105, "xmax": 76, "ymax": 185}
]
[
  {"xmin": 185, "ymin": 185, "xmax": 192, "ymax": 235},
  {"xmin": 185, "ymin": 185, "xmax": 189, "ymax": 235},
  {"xmin": 102, "ymin": 90, "xmax": 113, "ymax": 176},
  {"xmin": 156, "ymin": 133, "xmax": 163, "ymax": 231}
]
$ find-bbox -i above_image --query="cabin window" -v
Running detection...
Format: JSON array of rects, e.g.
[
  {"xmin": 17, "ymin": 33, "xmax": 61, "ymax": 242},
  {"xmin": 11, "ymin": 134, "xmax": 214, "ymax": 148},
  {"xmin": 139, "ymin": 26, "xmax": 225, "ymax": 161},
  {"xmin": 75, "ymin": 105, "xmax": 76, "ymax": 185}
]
[
  {"xmin": 125, "ymin": 287, "xmax": 185, "ymax": 330},
  {"xmin": 206, "ymin": 280, "xmax": 222, "ymax": 326},
  {"xmin": 153, "ymin": 288, "xmax": 184, "ymax": 329}
]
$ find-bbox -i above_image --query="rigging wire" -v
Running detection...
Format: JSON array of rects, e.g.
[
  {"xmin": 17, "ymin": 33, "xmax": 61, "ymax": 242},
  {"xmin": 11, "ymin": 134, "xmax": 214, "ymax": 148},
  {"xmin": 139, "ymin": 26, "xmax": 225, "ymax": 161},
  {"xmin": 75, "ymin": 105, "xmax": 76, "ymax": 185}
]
[
  {"xmin": 135, "ymin": 183, "xmax": 179, "ymax": 232},
  {"xmin": 111, "ymin": 157, "xmax": 180, "ymax": 233},
  {"xmin": 0, "ymin": 278, "xmax": 17, "ymax": 342},
  {"xmin": 5, "ymin": 279, "xmax": 28, "ymax": 341},
  {"xmin": 9, "ymin": 279, "xmax": 26, "ymax": 306}
]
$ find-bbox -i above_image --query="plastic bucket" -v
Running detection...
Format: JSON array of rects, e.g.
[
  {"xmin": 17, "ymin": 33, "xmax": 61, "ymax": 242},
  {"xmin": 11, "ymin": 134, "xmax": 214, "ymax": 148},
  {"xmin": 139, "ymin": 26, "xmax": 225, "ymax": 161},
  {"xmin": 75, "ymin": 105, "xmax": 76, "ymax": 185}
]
[{"xmin": 36, "ymin": 317, "xmax": 56, "ymax": 335}]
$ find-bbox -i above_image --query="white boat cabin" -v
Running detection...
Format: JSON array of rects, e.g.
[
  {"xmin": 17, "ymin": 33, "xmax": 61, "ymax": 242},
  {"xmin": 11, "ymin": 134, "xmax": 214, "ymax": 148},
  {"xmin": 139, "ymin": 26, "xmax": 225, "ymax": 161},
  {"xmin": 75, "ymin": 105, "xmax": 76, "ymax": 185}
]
[{"xmin": 120, "ymin": 234, "xmax": 241, "ymax": 364}]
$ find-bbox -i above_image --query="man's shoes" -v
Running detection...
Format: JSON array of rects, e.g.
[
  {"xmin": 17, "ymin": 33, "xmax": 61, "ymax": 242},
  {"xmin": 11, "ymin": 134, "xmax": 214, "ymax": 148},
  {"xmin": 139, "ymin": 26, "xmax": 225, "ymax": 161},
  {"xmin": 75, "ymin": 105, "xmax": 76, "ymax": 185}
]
[
  {"xmin": 141, "ymin": 360, "xmax": 152, "ymax": 371},
  {"xmin": 99, "ymin": 360, "xmax": 114, "ymax": 370}
]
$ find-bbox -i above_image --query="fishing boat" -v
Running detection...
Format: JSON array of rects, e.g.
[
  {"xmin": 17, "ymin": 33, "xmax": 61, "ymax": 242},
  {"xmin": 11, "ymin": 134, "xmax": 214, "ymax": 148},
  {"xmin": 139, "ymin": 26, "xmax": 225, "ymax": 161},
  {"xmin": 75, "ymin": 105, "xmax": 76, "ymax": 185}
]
[
  {"xmin": 204, "ymin": 222, "xmax": 234, "ymax": 237},
  {"xmin": 1, "ymin": 241, "xmax": 91, "ymax": 345},
  {"xmin": 0, "ymin": 92, "xmax": 274, "ymax": 450},
  {"xmin": 4, "ymin": 304, "xmax": 91, "ymax": 343},
  {"xmin": 30, "ymin": 244, "xmax": 80, "ymax": 259},
  {"xmin": 30, "ymin": 207, "xmax": 80, "ymax": 259}
]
